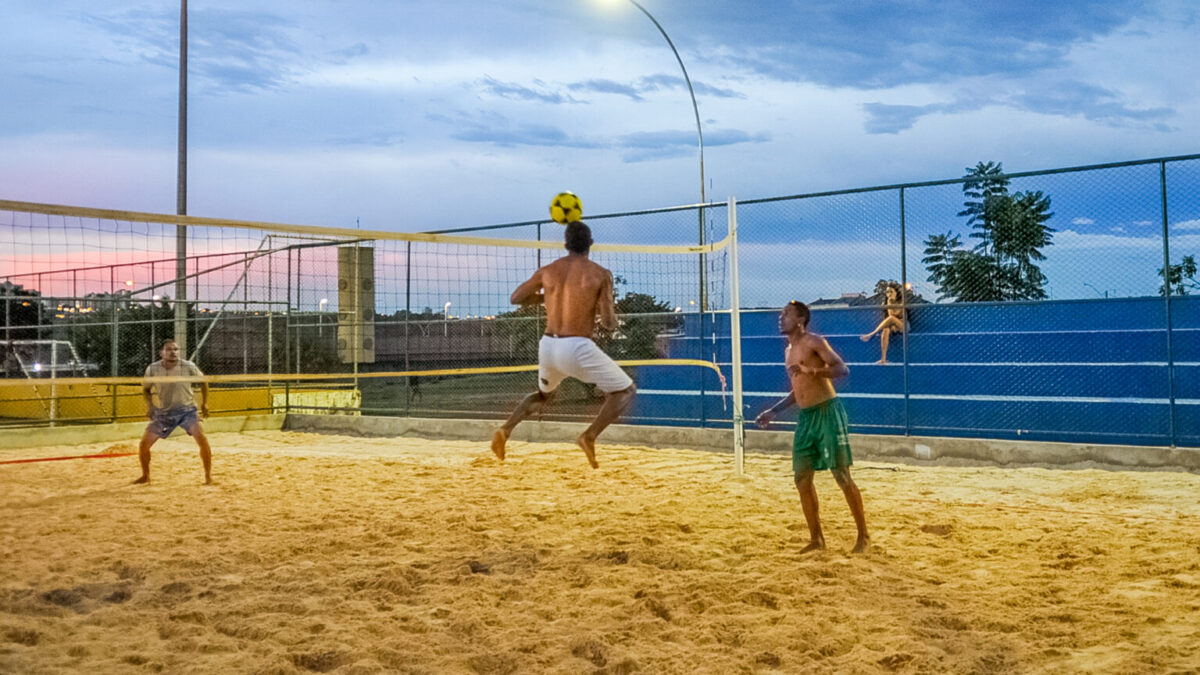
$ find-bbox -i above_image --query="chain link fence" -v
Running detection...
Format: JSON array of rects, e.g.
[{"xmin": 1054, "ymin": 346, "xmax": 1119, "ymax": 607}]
[
  {"xmin": 3, "ymin": 154, "xmax": 1197, "ymax": 446},
  {"xmin": 733, "ymin": 154, "xmax": 1199, "ymax": 447}
]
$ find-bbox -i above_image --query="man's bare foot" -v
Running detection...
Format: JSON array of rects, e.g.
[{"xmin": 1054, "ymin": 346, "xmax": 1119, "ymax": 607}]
[
  {"xmin": 875, "ymin": 359, "xmax": 887, "ymax": 365},
  {"xmin": 799, "ymin": 539, "xmax": 825, "ymax": 554},
  {"xmin": 860, "ymin": 334, "xmax": 872, "ymax": 342},
  {"xmin": 576, "ymin": 432, "xmax": 599, "ymax": 469},
  {"xmin": 851, "ymin": 537, "xmax": 871, "ymax": 554},
  {"xmin": 204, "ymin": 477, "xmax": 213, "ymax": 485},
  {"xmin": 490, "ymin": 429, "xmax": 508, "ymax": 461},
  {"xmin": 132, "ymin": 475, "xmax": 149, "ymax": 485}
]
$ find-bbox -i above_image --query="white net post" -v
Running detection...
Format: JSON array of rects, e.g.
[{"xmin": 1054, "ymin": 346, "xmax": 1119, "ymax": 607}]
[{"xmin": 727, "ymin": 198, "xmax": 745, "ymax": 475}]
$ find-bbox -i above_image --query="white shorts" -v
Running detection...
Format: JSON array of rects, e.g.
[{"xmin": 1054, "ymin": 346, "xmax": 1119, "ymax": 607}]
[{"xmin": 538, "ymin": 336, "xmax": 633, "ymax": 394}]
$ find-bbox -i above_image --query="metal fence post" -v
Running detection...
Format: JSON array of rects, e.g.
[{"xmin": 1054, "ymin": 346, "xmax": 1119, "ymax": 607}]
[
  {"xmin": 285, "ymin": 248, "xmax": 292, "ymax": 414},
  {"xmin": 899, "ymin": 187, "xmax": 911, "ymax": 436},
  {"xmin": 1160, "ymin": 160, "xmax": 1177, "ymax": 447},
  {"xmin": 404, "ymin": 241, "xmax": 412, "ymax": 416}
]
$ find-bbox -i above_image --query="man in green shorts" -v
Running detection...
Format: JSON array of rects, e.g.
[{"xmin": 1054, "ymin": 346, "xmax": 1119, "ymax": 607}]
[{"xmin": 755, "ymin": 301, "xmax": 870, "ymax": 553}]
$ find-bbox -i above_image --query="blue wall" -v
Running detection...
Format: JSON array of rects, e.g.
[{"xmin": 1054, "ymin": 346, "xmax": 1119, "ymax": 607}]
[{"xmin": 628, "ymin": 295, "xmax": 1199, "ymax": 448}]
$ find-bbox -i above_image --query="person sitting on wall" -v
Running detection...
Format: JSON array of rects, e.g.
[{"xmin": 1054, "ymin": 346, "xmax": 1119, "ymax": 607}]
[{"xmin": 860, "ymin": 282, "xmax": 907, "ymax": 364}]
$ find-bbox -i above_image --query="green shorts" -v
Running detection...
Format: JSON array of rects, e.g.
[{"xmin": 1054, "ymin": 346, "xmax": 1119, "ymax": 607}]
[{"xmin": 793, "ymin": 397, "xmax": 853, "ymax": 473}]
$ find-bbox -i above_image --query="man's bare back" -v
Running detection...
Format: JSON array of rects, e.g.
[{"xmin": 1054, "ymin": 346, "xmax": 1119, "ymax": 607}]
[
  {"xmin": 512, "ymin": 254, "xmax": 617, "ymax": 336},
  {"xmin": 492, "ymin": 222, "xmax": 634, "ymax": 469}
]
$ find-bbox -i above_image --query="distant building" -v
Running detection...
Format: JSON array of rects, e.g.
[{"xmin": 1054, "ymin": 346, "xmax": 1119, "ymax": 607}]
[{"xmin": 809, "ymin": 292, "xmax": 869, "ymax": 308}]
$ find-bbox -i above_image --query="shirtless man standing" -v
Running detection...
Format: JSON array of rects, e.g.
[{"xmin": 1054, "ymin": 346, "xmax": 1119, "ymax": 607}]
[
  {"xmin": 490, "ymin": 221, "xmax": 635, "ymax": 468},
  {"xmin": 756, "ymin": 301, "xmax": 870, "ymax": 553}
]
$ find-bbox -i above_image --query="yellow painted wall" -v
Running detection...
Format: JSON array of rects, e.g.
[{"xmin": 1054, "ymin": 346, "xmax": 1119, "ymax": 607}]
[{"xmin": 0, "ymin": 384, "xmax": 354, "ymax": 421}]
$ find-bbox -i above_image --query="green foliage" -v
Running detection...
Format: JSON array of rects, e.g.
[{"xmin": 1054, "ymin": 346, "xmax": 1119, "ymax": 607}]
[
  {"xmin": 606, "ymin": 288, "xmax": 679, "ymax": 360},
  {"xmin": 1, "ymin": 283, "xmax": 45, "ymax": 340},
  {"xmin": 924, "ymin": 161, "xmax": 1055, "ymax": 302},
  {"xmin": 1159, "ymin": 254, "xmax": 1198, "ymax": 296},
  {"xmin": 492, "ymin": 303, "xmax": 542, "ymax": 363},
  {"xmin": 72, "ymin": 300, "xmax": 184, "ymax": 376}
]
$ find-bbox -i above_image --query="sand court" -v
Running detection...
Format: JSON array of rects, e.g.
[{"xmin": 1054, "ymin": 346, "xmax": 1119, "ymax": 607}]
[{"xmin": 2, "ymin": 429, "xmax": 1199, "ymax": 673}]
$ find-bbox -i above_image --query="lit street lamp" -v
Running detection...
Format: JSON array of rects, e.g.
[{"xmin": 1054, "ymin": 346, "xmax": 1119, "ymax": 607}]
[
  {"xmin": 444, "ymin": 301, "xmax": 452, "ymax": 336},
  {"xmin": 604, "ymin": 0, "xmax": 704, "ymax": 204},
  {"xmin": 603, "ymin": 0, "xmax": 709, "ymax": 309}
]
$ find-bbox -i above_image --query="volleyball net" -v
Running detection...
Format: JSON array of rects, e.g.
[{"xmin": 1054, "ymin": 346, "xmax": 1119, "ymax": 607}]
[{"xmin": 0, "ymin": 198, "xmax": 743, "ymax": 447}]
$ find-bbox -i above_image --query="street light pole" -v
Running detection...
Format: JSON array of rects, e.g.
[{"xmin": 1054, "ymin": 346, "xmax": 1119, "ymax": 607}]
[
  {"xmin": 620, "ymin": 0, "xmax": 708, "ymax": 309},
  {"xmin": 175, "ymin": 0, "xmax": 189, "ymax": 355},
  {"xmin": 625, "ymin": 0, "xmax": 704, "ymax": 206}
]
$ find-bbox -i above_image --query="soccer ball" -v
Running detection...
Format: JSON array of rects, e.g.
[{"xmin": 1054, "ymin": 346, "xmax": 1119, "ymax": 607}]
[{"xmin": 549, "ymin": 191, "xmax": 583, "ymax": 225}]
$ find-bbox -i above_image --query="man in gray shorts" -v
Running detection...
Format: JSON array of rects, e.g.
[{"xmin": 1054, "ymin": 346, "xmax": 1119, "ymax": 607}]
[
  {"xmin": 135, "ymin": 339, "xmax": 212, "ymax": 484},
  {"xmin": 490, "ymin": 221, "xmax": 636, "ymax": 468}
]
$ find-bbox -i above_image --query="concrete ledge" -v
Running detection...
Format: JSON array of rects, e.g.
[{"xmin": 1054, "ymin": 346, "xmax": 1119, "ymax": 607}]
[
  {"xmin": 0, "ymin": 414, "xmax": 286, "ymax": 450},
  {"xmin": 284, "ymin": 413, "xmax": 1200, "ymax": 473}
]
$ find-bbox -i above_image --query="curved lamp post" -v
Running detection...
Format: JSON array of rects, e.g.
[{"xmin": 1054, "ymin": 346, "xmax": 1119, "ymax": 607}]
[
  {"xmin": 607, "ymin": 0, "xmax": 708, "ymax": 309},
  {"xmin": 622, "ymin": 0, "xmax": 705, "ymax": 205}
]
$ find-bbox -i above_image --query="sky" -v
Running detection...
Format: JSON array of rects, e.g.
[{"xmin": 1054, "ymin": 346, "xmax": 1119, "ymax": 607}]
[{"xmin": 2, "ymin": 0, "xmax": 1200, "ymax": 304}]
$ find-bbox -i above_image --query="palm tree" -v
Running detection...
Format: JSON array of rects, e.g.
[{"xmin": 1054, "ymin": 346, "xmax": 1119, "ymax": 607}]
[
  {"xmin": 921, "ymin": 231, "xmax": 961, "ymax": 299},
  {"xmin": 958, "ymin": 161, "xmax": 1010, "ymax": 258}
]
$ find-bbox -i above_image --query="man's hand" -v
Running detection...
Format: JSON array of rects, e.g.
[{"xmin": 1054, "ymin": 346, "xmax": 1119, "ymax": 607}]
[
  {"xmin": 755, "ymin": 410, "xmax": 775, "ymax": 429},
  {"xmin": 145, "ymin": 406, "xmax": 157, "ymax": 421},
  {"xmin": 200, "ymin": 405, "xmax": 209, "ymax": 420},
  {"xmin": 790, "ymin": 362, "xmax": 824, "ymax": 376}
]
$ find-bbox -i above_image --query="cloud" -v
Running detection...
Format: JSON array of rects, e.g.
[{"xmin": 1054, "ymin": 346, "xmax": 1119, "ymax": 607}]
[
  {"xmin": 705, "ymin": 1, "xmax": 1147, "ymax": 88},
  {"xmin": 330, "ymin": 43, "xmax": 369, "ymax": 62},
  {"xmin": 478, "ymin": 76, "xmax": 578, "ymax": 104},
  {"xmin": 1072, "ymin": 217, "xmax": 1095, "ymax": 225},
  {"xmin": 1175, "ymin": 219, "xmax": 1200, "ymax": 230},
  {"xmin": 81, "ymin": 7, "xmax": 306, "ymax": 93},
  {"xmin": 567, "ymin": 74, "xmax": 746, "ymax": 102},
  {"xmin": 862, "ymin": 103, "xmax": 934, "ymax": 134},
  {"xmin": 325, "ymin": 131, "xmax": 404, "ymax": 147},
  {"xmin": 569, "ymin": 79, "xmax": 643, "ymax": 101},
  {"xmin": 1110, "ymin": 226, "xmax": 1125, "ymax": 233},
  {"xmin": 1009, "ymin": 80, "xmax": 1174, "ymax": 127},
  {"xmin": 863, "ymin": 79, "xmax": 1174, "ymax": 134},
  {"xmin": 636, "ymin": 74, "xmax": 745, "ymax": 99},
  {"xmin": 617, "ymin": 129, "xmax": 768, "ymax": 162},
  {"xmin": 1133, "ymin": 220, "xmax": 1153, "ymax": 226}
]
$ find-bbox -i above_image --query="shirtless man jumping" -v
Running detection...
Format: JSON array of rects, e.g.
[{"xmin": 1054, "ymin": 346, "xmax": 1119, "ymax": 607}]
[{"xmin": 490, "ymin": 221, "xmax": 635, "ymax": 468}]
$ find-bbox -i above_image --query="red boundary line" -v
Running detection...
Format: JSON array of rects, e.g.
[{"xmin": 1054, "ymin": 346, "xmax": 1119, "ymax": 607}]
[{"xmin": 0, "ymin": 452, "xmax": 136, "ymax": 465}]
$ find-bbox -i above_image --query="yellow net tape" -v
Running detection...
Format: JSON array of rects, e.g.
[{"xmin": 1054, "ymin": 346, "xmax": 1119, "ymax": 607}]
[
  {"xmin": 0, "ymin": 359, "xmax": 724, "ymax": 389},
  {"xmin": 0, "ymin": 199, "xmax": 730, "ymax": 255}
]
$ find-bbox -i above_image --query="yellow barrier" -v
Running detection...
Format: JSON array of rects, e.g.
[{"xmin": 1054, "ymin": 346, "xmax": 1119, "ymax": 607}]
[{"xmin": 0, "ymin": 384, "xmax": 334, "ymax": 421}]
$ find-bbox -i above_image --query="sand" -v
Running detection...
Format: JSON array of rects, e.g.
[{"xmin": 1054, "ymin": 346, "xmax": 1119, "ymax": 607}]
[{"xmin": 1, "ymin": 430, "xmax": 1199, "ymax": 674}]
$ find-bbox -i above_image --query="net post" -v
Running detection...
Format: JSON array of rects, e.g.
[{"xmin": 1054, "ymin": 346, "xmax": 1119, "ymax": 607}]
[{"xmin": 727, "ymin": 197, "xmax": 745, "ymax": 475}]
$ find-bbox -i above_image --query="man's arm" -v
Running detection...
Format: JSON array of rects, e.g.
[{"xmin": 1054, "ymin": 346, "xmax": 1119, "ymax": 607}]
[
  {"xmin": 755, "ymin": 392, "xmax": 796, "ymax": 429},
  {"xmin": 597, "ymin": 271, "xmax": 618, "ymax": 332},
  {"xmin": 510, "ymin": 269, "xmax": 544, "ymax": 306},
  {"xmin": 142, "ymin": 383, "xmax": 155, "ymax": 419},
  {"xmin": 793, "ymin": 338, "xmax": 849, "ymax": 379}
]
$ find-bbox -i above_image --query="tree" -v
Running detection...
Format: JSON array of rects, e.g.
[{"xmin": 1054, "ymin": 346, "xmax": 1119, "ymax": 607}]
[
  {"xmin": 923, "ymin": 161, "xmax": 1055, "ymax": 302},
  {"xmin": 1159, "ymin": 254, "xmax": 1199, "ymax": 296},
  {"xmin": 1, "ymin": 282, "xmax": 47, "ymax": 341}
]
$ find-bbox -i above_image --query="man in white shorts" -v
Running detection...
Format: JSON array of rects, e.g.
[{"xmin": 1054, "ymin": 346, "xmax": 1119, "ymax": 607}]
[
  {"xmin": 491, "ymin": 221, "xmax": 635, "ymax": 468},
  {"xmin": 135, "ymin": 339, "xmax": 212, "ymax": 484}
]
